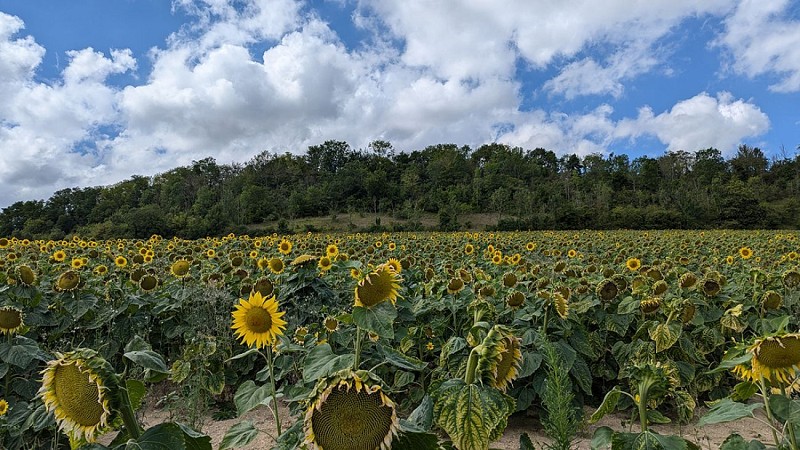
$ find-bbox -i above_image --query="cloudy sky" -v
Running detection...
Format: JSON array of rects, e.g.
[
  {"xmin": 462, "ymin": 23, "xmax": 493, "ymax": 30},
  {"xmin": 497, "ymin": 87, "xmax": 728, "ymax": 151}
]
[{"xmin": 1, "ymin": 0, "xmax": 799, "ymax": 207}]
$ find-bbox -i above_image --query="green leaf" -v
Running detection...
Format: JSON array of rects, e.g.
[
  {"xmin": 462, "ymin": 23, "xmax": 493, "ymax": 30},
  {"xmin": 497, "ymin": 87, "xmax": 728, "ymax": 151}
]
[
  {"xmin": 125, "ymin": 335, "xmax": 152, "ymax": 352},
  {"xmin": 518, "ymin": 351, "xmax": 542, "ymax": 378},
  {"xmin": 124, "ymin": 350, "xmax": 169, "ymax": 373},
  {"xmin": 698, "ymin": 399, "xmax": 762, "ymax": 426},
  {"xmin": 519, "ymin": 433, "xmax": 535, "ymax": 450},
  {"xmin": 646, "ymin": 409, "xmax": 671, "ymax": 424},
  {"xmin": 719, "ymin": 434, "xmax": 767, "ymax": 450},
  {"xmin": 591, "ymin": 426, "xmax": 614, "ymax": 449},
  {"xmin": 381, "ymin": 345, "xmax": 427, "ymax": 371},
  {"xmin": 649, "ymin": 322, "xmax": 682, "ymax": 353},
  {"xmin": 302, "ymin": 343, "xmax": 355, "ymax": 382},
  {"xmin": 226, "ymin": 348, "xmax": 260, "ymax": 362},
  {"xmin": 126, "ymin": 379, "xmax": 147, "ymax": 411},
  {"xmin": 730, "ymin": 381, "xmax": 758, "ymax": 401},
  {"xmin": 171, "ymin": 360, "xmax": 191, "ymax": 383},
  {"xmin": 433, "ymin": 379, "xmax": 515, "ymax": 450},
  {"xmin": 706, "ymin": 353, "xmax": 752, "ymax": 375},
  {"xmin": 590, "ymin": 388, "xmax": 621, "ymax": 424},
  {"xmin": 0, "ymin": 336, "xmax": 47, "ymax": 368},
  {"xmin": 353, "ymin": 302, "xmax": 397, "ymax": 339},
  {"xmin": 408, "ymin": 395, "xmax": 434, "ymax": 432},
  {"xmin": 768, "ymin": 395, "xmax": 800, "ymax": 426},
  {"xmin": 219, "ymin": 421, "xmax": 258, "ymax": 450},
  {"xmin": 132, "ymin": 422, "xmax": 187, "ymax": 450},
  {"xmin": 394, "ymin": 370, "xmax": 415, "ymax": 389},
  {"xmin": 392, "ymin": 430, "xmax": 442, "ymax": 450},
  {"xmin": 174, "ymin": 422, "xmax": 212, "ymax": 450},
  {"xmin": 617, "ymin": 296, "xmax": 640, "ymax": 315},
  {"xmin": 234, "ymin": 380, "xmax": 275, "ymax": 416},
  {"xmin": 440, "ymin": 337, "xmax": 467, "ymax": 366}
]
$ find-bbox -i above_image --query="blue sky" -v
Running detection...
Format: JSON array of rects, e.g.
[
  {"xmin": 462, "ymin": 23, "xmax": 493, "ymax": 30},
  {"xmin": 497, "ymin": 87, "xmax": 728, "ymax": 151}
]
[{"xmin": 1, "ymin": 0, "xmax": 799, "ymax": 207}]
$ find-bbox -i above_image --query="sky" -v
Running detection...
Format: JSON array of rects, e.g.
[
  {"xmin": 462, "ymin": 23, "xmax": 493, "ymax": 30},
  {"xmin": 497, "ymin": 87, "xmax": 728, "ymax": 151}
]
[{"xmin": 1, "ymin": 0, "xmax": 799, "ymax": 208}]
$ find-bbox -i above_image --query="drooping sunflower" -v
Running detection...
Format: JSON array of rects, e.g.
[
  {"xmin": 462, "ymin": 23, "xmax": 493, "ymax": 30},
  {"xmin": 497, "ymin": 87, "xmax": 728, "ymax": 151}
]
[
  {"xmin": 39, "ymin": 349, "xmax": 119, "ymax": 442},
  {"xmin": 477, "ymin": 326, "xmax": 523, "ymax": 392},
  {"xmin": 701, "ymin": 278, "xmax": 721, "ymax": 297},
  {"xmin": 678, "ymin": 272, "xmax": 698, "ymax": 289},
  {"xmin": 506, "ymin": 291, "xmax": 525, "ymax": 308},
  {"xmin": 640, "ymin": 297, "xmax": 661, "ymax": 314},
  {"xmin": 354, "ymin": 266, "xmax": 401, "ymax": 308},
  {"xmin": 783, "ymin": 269, "xmax": 800, "ymax": 290},
  {"xmin": 139, "ymin": 274, "xmax": 158, "ymax": 292},
  {"xmin": 0, "ymin": 306, "xmax": 24, "ymax": 335},
  {"xmin": 595, "ymin": 279, "xmax": 619, "ymax": 302},
  {"xmin": 304, "ymin": 370, "xmax": 399, "ymax": 450},
  {"xmin": 553, "ymin": 292, "xmax": 569, "ymax": 319},
  {"xmin": 253, "ymin": 277, "xmax": 274, "ymax": 297},
  {"xmin": 761, "ymin": 290, "xmax": 783, "ymax": 310},
  {"xmin": 231, "ymin": 291, "xmax": 287, "ymax": 349},
  {"xmin": 56, "ymin": 270, "xmax": 81, "ymax": 292},
  {"xmin": 502, "ymin": 272, "xmax": 518, "ymax": 288},
  {"xmin": 17, "ymin": 265, "xmax": 36, "ymax": 286},
  {"xmin": 446, "ymin": 278, "xmax": 465, "ymax": 295},
  {"xmin": 733, "ymin": 333, "xmax": 800, "ymax": 385},
  {"xmin": 170, "ymin": 259, "xmax": 191, "ymax": 278},
  {"xmin": 626, "ymin": 258, "xmax": 642, "ymax": 271}
]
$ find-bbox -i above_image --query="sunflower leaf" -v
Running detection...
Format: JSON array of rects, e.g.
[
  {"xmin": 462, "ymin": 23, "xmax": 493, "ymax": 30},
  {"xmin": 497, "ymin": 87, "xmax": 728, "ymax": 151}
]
[
  {"xmin": 219, "ymin": 421, "xmax": 258, "ymax": 450},
  {"xmin": 698, "ymin": 399, "xmax": 762, "ymax": 426},
  {"xmin": 234, "ymin": 380, "xmax": 276, "ymax": 416},
  {"xmin": 353, "ymin": 303, "xmax": 397, "ymax": 339},
  {"xmin": 302, "ymin": 343, "xmax": 355, "ymax": 382},
  {"xmin": 432, "ymin": 379, "xmax": 515, "ymax": 450},
  {"xmin": 124, "ymin": 350, "xmax": 169, "ymax": 374},
  {"xmin": 381, "ymin": 345, "xmax": 427, "ymax": 371}
]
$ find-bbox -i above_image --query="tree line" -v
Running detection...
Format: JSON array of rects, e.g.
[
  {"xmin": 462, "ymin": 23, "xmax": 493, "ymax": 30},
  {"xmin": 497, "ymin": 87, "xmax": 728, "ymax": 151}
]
[{"xmin": 2, "ymin": 140, "xmax": 799, "ymax": 239}]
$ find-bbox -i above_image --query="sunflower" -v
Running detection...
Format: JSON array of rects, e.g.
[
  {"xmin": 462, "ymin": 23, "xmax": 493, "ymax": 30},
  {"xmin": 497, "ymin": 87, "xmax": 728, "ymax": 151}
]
[
  {"xmin": 139, "ymin": 275, "xmax": 158, "ymax": 292},
  {"xmin": 318, "ymin": 256, "xmax": 333, "ymax": 272},
  {"xmin": 231, "ymin": 291, "xmax": 287, "ymax": 349},
  {"xmin": 553, "ymin": 292, "xmax": 569, "ymax": 319},
  {"xmin": 783, "ymin": 270, "xmax": 800, "ymax": 290},
  {"xmin": 253, "ymin": 277, "xmax": 274, "ymax": 297},
  {"xmin": 326, "ymin": 244, "xmax": 339, "ymax": 257},
  {"xmin": 567, "ymin": 249, "xmax": 578, "ymax": 258},
  {"xmin": 506, "ymin": 291, "xmax": 525, "ymax": 308},
  {"xmin": 304, "ymin": 370, "xmax": 398, "ymax": 450},
  {"xmin": 595, "ymin": 279, "xmax": 619, "ymax": 302},
  {"xmin": 257, "ymin": 257, "xmax": 270, "ymax": 271},
  {"xmin": 384, "ymin": 258, "xmax": 402, "ymax": 274},
  {"xmin": 761, "ymin": 290, "xmax": 783, "ymax": 310},
  {"xmin": 426, "ymin": 342, "xmax": 435, "ymax": 351},
  {"xmin": 294, "ymin": 326, "xmax": 310, "ymax": 344},
  {"xmin": 652, "ymin": 280, "xmax": 668, "ymax": 296},
  {"xmin": 53, "ymin": 250, "xmax": 67, "ymax": 262},
  {"xmin": 0, "ymin": 398, "xmax": 8, "ymax": 416},
  {"xmin": 290, "ymin": 254, "xmax": 317, "ymax": 267},
  {"xmin": 170, "ymin": 259, "xmax": 191, "ymax": 278},
  {"xmin": 640, "ymin": 297, "xmax": 661, "ymax": 314},
  {"xmin": 0, "ymin": 306, "xmax": 24, "ymax": 335},
  {"xmin": 464, "ymin": 243, "xmax": 474, "ymax": 255},
  {"xmin": 323, "ymin": 316, "xmax": 340, "ymax": 332},
  {"xmin": 56, "ymin": 270, "xmax": 80, "ymax": 292},
  {"xmin": 626, "ymin": 258, "xmax": 642, "ymax": 271},
  {"xmin": 0, "ymin": 237, "xmax": 8, "ymax": 249},
  {"xmin": 525, "ymin": 242, "xmax": 536, "ymax": 251},
  {"xmin": 354, "ymin": 266, "xmax": 401, "ymax": 308},
  {"xmin": 739, "ymin": 247, "xmax": 753, "ymax": 259},
  {"xmin": 205, "ymin": 248, "xmax": 216, "ymax": 258},
  {"xmin": 17, "ymin": 265, "xmax": 36, "ymax": 286},
  {"xmin": 446, "ymin": 278, "xmax": 465, "ymax": 294},
  {"xmin": 278, "ymin": 239, "xmax": 293, "ymax": 255},
  {"xmin": 39, "ymin": 349, "xmax": 119, "ymax": 442},
  {"xmin": 268, "ymin": 257, "xmax": 285, "ymax": 274},
  {"xmin": 502, "ymin": 272, "xmax": 517, "ymax": 288},
  {"xmin": 93, "ymin": 265, "xmax": 108, "ymax": 276},
  {"xmin": 733, "ymin": 334, "xmax": 800, "ymax": 385},
  {"xmin": 114, "ymin": 256, "xmax": 127, "ymax": 268},
  {"xmin": 701, "ymin": 278, "xmax": 721, "ymax": 297},
  {"xmin": 678, "ymin": 272, "xmax": 697, "ymax": 289},
  {"xmin": 478, "ymin": 326, "xmax": 523, "ymax": 392}
]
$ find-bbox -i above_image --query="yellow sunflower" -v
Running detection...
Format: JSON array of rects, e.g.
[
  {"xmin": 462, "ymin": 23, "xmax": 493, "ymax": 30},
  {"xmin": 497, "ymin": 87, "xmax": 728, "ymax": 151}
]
[
  {"xmin": 739, "ymin": 247, "xmax": 754, "ymax": 259},
  {"xmin": 0, "ymin": 398, "xmax": 8, "ymax": 416},
  {"xmin": 733, "ymin": 333, "xmax": 800, "ymax": 385},
  {"xmin": 53, "ymin": 250, "xmax": 67, "ymax": 262},
  {"xmin": 170, "ymin": 259, "xmax": 191, "ymax": 278},
  {"xmin": 304, "ymin": 370, "xmax": 398, "ymax": 450},
  {"xmin": 278, "ymin": 239, "xmax": 293, "ymax": 255},
  {"xmin": 478, "ymin": 326, "xmax": 523, "ymax": 392},
  {"xmin": 231, "ymin": 291, "xmax": 287, "ymax": 349},
  {"xmin": 626, "ymin": 258, "xmax": 641, "ymax": 271},
  {"xmin": 318, "ymin": 256, "xmax": 333, "ymax": 272},
  {"xmin": 354, "ymin": 265, "xmax": 401, "ymax": 308},
  {"xmin": 39, "ymin": 349, "xmax": 118, "ymax": 442},
  {"xmin": 326, "ymin": 244, "xmax": 339, "ymax": 257},
  {"xmin": 114, "ymin": 256, "xmax": 127, "ymax": 268}
]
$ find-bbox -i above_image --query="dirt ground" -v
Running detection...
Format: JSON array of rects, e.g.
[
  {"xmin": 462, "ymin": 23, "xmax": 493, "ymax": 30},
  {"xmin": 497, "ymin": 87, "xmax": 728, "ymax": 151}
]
[{"xmin": 111, "ymin": 401, "xmax": 769, "ymax": 450}]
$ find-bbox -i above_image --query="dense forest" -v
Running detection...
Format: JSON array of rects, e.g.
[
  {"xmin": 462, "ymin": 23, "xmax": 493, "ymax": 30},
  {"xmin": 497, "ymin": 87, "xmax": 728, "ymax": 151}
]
[{"xmin": 2, "ymin": 141, "xmax": 799, "ymax": 239}]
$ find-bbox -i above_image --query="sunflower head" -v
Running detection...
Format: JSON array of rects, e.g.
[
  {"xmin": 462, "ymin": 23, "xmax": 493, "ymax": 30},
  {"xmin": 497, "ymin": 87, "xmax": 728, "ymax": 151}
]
[
  {"xmin": 231, "ymin": 291, "xmax": 287, "ymax": 349},
  {"xmin": 170, "ymin": 259, "xmax": 191, "ymax": 278},
  {"xmin": 39, "ymin": 348, "xmax": 119, "ymax": 442},
  {"xmin": 701, "ymin": 278, "xmax": 721, "ymax": 297},
  {"xmin": 17, "ymin": 265, "xmax": 36, "ymax": 286},
  {"xmin": 626, "ymin": 258, "xmax": 642, "ymax": 271},
  {"xmin": 56, "ymin": 270, "xmax": 81, "ymax": 292},
  {"xmin": 477, "ymin": 326, "xmax": 523, "ymax": 392},
  {"xmin": 595, "ymin": 279, "xmax": 619, "ymax": 302},
  {"xmin": 553, "ymin": 292, "xmax": 569, "ymax": 319},
  {"xmin": 318, "ymin": 256, "xmax": 333, "ymax": 272},
  {"xmin": 733, "ymin": 333, "xmax": 800, "ymax": 385},
  {"xmin": 502, "ymin": 272, "xmax": 518, "ymax": 288},
  {"xmin": 446, "ymin": 277, "xmax": 465, "ymax": 294},
  {"xmin": 139, "ymin": 274, "xmax": 158, "ymax": 292},
  {"xmin": 640, "ymin": 297, "xmax": 661, "ymax": 314},
  {"xmin": 304, "ymin": 370, "xmax": 399, "ymax": 450},
  {"xmin": 506, "ymin": 291, "xmax": 525, "ymax": 308},
  {"xmin": 651, "ymin": 280, "xmax": 668, "ymax": 296},
  {"xmin": 253, "ymin": 277, "xmax": 274, "ymax": 297},
  {"xmin": 268, "ymin": 257, "xmax": 285, "ymax": 274},
  {"xmin": 323, "ymin": 316, "xmax": 340, "ymax": 332},
  {"xmin": 761, "ymin": 290, "xmax": 783, "ymax": 310},
  {"xmin": 783, "ymin": 270, "xmax": 800, "ymax": 290},
  {"xmin": 354, "ymin": 266, "xmax": 401, "ymax": 308},
  {"xmin": 0, "ymin": 306, "xmax": 24, "ymax": 335},
  {"xmin": 678, "ymin": 272, "xmax": 697, "ymax": 289}
]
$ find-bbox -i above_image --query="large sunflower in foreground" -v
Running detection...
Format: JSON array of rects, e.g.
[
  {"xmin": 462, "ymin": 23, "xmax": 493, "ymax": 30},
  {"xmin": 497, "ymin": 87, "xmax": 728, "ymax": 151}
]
[
  {"xmin": 39, "ymin": 349, "xmax": 118, "ymax": 442},
  {"xmin": 304, "ymin": 370, "xmax": 399, "ymax": 450},
  {"xmin": 231, "ymin": 291, "xmax": 287, "ymax": 349},
  {"xmin": 478, "ymin": 326, "xmax": 523, "ymax": 392},
  {"xmin": 733, "ymin": 333, "xmax": 800, "ymax": 385},
  {"xmin": 354, "ymin": 265, "xmax": 401, "ymax": 308}
]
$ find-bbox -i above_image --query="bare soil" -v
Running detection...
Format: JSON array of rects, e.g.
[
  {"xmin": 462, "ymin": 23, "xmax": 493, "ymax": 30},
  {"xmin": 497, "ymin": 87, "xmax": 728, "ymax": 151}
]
[{"xmin": 107, "ymin": 401, "xmax": 768, "ymax": 450}]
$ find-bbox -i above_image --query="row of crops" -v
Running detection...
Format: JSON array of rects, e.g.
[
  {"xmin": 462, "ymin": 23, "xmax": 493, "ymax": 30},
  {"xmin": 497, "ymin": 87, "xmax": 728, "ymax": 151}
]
[{"xmin": 1, "ymin": 230, "xmax": 799, "ymax": 449}]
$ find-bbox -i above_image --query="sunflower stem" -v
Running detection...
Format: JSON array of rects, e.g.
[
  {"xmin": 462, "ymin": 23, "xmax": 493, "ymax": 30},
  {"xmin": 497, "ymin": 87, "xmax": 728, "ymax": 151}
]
[
  {"xmin": 465, "ymin": 347, "xmax": 480, "ymax": 385},
  {"xmin": 759, "ymin": 375, "xmax": 781, "ymax": 448},
  {"xmin": 118, "ymin": 384, "xmax": 142, "ymax": 440},
  {"xmin": 266, "ymin": 346, "xmax": 282, "ymax": 436},
  {"xmin": 781, "ymin": 385, "xmax": 799, "ymax": 450},
  {"xmin": 354, "ymin": 326, "xmax": 363, "ymax": 371}
]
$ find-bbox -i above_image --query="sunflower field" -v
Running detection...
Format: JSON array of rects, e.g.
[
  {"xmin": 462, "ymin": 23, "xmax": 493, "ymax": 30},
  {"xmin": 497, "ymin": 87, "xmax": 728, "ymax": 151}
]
[{"xmin": 1, "ymin": 230, "xmax": 799, "ymax": 450}]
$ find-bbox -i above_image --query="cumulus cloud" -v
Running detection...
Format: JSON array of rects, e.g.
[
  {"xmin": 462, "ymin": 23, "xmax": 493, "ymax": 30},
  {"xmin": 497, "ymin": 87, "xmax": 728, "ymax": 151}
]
[
  {"xmin": 614, "ymin": 92, "xmax": 770, "ymax": 154},
  {"xmin": 715, "ymin": 0, "xmax": 800, "ymax": 92}
]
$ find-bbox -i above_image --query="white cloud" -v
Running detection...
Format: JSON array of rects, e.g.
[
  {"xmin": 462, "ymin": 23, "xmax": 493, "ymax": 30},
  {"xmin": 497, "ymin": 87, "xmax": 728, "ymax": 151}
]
[
  {"xmin": 614, "ymin": 92, "xmax": 770, "ymax": 154},
  {"xmin": 715, "ymin": 0, "xmax": 800, "ymax": 92}
]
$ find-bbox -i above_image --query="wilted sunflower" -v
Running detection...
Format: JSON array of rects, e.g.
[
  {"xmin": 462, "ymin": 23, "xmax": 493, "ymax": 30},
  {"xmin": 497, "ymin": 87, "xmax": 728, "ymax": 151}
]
[
  {"xmin": 290, "ymin": 254, "xmax": 317, "ymax": 268},
  {"xmin": 39, "ymin": 349, "xmax": 118, "ymax": 442},
  {"xmin": 17, "ymin": 265, "xmax": 36, "ymax": 286},
  {"xmin": 640, "ymin": 297, "xmax": 661, "ymax": 314},
  {"xmin": 304, "ymin": 370, "xmax": 399, "ymax": 450},
  {"xmin": 253, "ymin": 277, "xmax": 274, "ymax": 297},
  {"xmin": 679, "ymin": 272, "xmax": 697, "ymax": 289},
  {"xmin": 761, "ymin": 290, "xmax": 783, "ymax": 310},
  {"xmin": 446, "ymin": 278, "xmax": 465, "ymax": 294},
  {"xmin": 477, "ymin": 326, "xmax": 523, "ymax": 392},
  {"xmin": 139, "ymin": 274, "xmax": 158, "ymax": 292},
  {"xmin": 231, "ymin": 291, "xmax": 287, "ymax": 349},
  {"xmin": 652, "ymin": 280, "xmax": 668, "ymax": 296},
  {"xmin": 595, "ymin": 279, "xmax": 619, "ymax": 302},
  {"xmin": 0, "ymin": 306, "xmax": 24, "ymax": 335},
  {"xmin": 506, "ymin": 291, "xmax": 525, "ymax": 308},
  {"xmin": 553, "ymin": 292, "xmax": 569, "ymax": 319},
  {"xmin": 701, "ymin": 278, "xmax": 721, "ymax": 297},
  {"xmin": 354, "ymin": 266, "xmax": 401, "ymax": 308},
  {"xmin": 294, "ymin": 326, "xmax": 310, "ymax": 344},
  {"xmin": 733, "ymin": 333, "xmax": 800, "ymax": 385},
  {"xmin": 783, "ymin": 270, "xmax": 800, "ymax": 290},
  {"xmin": 323, "ymin": 316, "xmax": 340, "ymax": 332},
  {"xmin": 502, "ymin": 272, "xmax": 517, "ymax": 288}
]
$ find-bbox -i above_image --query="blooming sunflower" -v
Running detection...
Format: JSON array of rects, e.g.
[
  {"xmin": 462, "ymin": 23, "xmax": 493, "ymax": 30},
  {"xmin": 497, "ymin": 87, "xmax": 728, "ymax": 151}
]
[
  {"xmin": 39, "ymin": 349, "xmax": 119, "ymax": 442},
  {"xmin": 170, "ymin": 259, "xmax": 191, "ymax": 278},
  {"xmin": 384, "ymin": 258, "xmax": 402, "ymax": 274},
  {"xmin": 323, "ymin": 316, "xmax": 340, "ymax": 332},
  {"xmin": 354, "ymin": 265, "xmax": 401, "ymax": 308},
  {"xmin": 114, "ymin": 256, "xmax": 127, "ymax": 268},
  {"xmin": 0, "ymin": 306, "xmax": 24, "ymax": 335},
  {"xmin": 53, "ymin": 250, "xmax": 67, "ymax": 262},
  {"xmin": 304, "ymin": 370, "xmax": 399, "ymax": 450},
  {"xmin": 739, "ymin": 247, "xmax": 754, "ymax": 259},
  {"xmin": 0, "ymin": 398, "xmax": 8, "ymax": 416},
  {"xmin": 231, "ymin": 291, "xmax": 287, "ymax": 349},
  {"xmin": 278, "ymin": 239, "xmax": 293, "ymax": 255},
  {"xmin": 326, "ymin": 244, "xmax": 339, "ymax": 257},
  {"xmin": 733, "ymin": 333, "xmax": 800, "ymax": 385},
  {"xmin": 626, "ymin": 258, "xmax": 642, "ymax": 271},
  {"xmin": 318, "ymin": 256, "xmax": 333, "ymax": 272}
]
